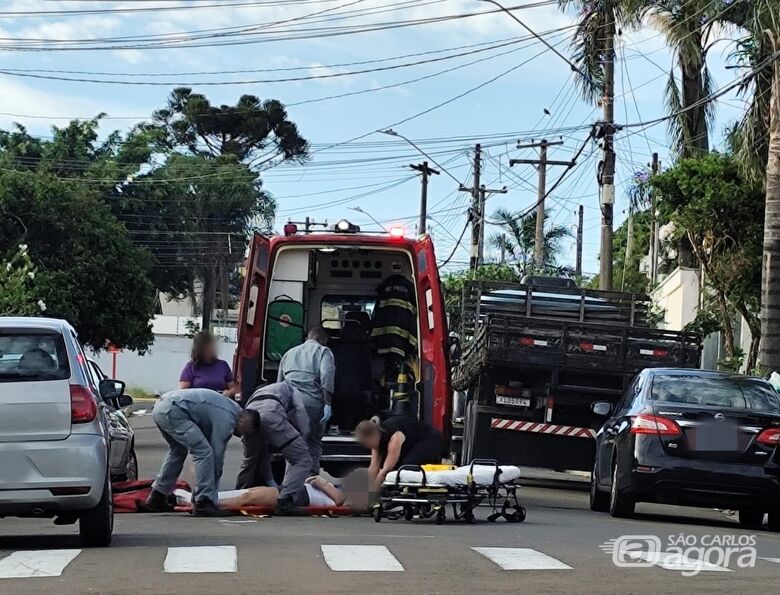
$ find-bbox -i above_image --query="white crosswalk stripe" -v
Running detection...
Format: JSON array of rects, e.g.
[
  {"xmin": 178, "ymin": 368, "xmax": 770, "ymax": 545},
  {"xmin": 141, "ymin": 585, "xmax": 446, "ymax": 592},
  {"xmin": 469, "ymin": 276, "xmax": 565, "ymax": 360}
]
[
  {"xmin": 321, "ymin": 545, "xmax": 404, "ymax": 572},
  {"xmin": 0, "ymin": 549, "xmax": 81, "ymax": 579},
  {"xmin": 163, "ymin": 546, "xmax": 237, "ymax": 574},
  {"xmin": 472, "ymin": 547, "xmax": 572, "ymax": 570},
  {"xmin": 759, "ymin": 557, "xmax": 780, "ymax": 564}
]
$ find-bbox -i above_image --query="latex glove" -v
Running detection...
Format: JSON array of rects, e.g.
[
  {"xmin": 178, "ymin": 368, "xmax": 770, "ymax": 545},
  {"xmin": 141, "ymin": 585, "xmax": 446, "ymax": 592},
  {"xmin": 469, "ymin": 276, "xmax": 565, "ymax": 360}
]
[{"xmin": 320, "ymin": 403, "xmax": 332, "ymax": 426}]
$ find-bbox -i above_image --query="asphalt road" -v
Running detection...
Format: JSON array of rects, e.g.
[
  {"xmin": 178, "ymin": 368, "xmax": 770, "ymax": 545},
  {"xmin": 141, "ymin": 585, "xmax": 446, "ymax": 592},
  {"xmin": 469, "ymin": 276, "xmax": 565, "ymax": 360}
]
[{"xmin": 2, "ymin": 409, "xmax": 780, "ymax": 594}]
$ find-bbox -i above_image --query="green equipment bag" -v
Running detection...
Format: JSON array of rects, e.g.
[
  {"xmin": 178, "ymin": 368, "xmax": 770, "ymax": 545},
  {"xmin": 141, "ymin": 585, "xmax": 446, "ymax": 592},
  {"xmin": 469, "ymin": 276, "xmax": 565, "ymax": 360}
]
[{"xmin": 265, "ymin": 296, "xmax": 305, "ymax": 361}]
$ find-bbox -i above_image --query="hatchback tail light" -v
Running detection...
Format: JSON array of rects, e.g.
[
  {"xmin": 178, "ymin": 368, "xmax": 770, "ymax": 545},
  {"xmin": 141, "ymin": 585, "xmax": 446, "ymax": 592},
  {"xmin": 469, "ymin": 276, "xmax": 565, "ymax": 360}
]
[
  {"xmin": 630, "ymin": 413, "xmax": 682, "ymax": 437},
  {"xmin": 70, "ymin": 385, "xmax": 98, "ymax": 423},
  {"xmin": 756, "ymin": 428, "xmax": 780, "ymax": 447}
]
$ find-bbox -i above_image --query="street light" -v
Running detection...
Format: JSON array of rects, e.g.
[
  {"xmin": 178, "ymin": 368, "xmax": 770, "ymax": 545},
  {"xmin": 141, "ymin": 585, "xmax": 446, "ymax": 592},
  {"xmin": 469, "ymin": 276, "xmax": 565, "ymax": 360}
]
[{"xmin": 348, "ymin": 206, "xmax": 387, "ymax": 232}]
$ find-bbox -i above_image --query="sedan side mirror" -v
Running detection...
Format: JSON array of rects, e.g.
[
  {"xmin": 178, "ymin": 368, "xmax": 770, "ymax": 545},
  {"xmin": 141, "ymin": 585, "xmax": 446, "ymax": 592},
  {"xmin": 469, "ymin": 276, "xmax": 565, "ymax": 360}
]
[
  {"xmin": 591, "ymin": 401, "xmax": 612, "ymax": 417},
  {"xmin": 99, "ymin": 379, "xmax": 126, "ymax": 401},
  {"xmin": 117, "ymin": 394, "xmax": 134, "ymax": 408}
]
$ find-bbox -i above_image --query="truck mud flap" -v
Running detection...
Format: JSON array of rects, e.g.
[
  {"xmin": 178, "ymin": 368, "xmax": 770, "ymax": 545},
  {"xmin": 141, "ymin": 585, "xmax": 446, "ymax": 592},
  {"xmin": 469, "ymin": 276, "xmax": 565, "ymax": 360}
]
[{"xmin": 469, "ymin": 408, "xmax": 596, "ymax": 471}]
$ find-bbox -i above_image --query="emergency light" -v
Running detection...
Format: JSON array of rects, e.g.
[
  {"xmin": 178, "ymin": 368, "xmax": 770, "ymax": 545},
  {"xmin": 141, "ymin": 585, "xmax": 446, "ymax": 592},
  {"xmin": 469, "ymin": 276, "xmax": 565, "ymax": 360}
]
[
  {"xmin": 334, "ymin": 219, "xmax": 360, "ymax": 233},
  {"xmin": 389, "ymin": 226, "xmax": 405, "ymax": 238}
]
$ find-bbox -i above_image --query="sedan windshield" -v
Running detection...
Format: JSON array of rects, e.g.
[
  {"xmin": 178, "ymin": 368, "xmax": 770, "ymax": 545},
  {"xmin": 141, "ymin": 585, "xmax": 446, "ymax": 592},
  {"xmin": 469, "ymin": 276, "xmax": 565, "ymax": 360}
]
[{"xmin": 651, "ymin": 375, "xmax": 780, "ymax": 412}]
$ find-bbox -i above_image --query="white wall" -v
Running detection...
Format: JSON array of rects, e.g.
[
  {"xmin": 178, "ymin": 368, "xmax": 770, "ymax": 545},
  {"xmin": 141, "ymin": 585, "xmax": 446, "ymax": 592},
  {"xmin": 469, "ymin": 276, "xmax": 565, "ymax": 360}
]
[
  {"xmin": 91, "ymin": 335, "xmax": 238, "ymax": 395},
  {"xmin": 651, "ymin": 267, "xmax": 701, "ymax": 331}
]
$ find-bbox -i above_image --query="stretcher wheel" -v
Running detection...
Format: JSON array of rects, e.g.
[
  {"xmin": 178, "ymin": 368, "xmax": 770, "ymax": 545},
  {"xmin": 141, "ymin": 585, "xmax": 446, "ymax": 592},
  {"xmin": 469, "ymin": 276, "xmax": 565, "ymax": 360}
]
[
  {"xmin": 404, "ymin": 505, "xmax": 415, "ymax": 521},
  {"xmin": 373, "ymin": 505, "xmax": 383, "ymax": 523},
  {"xmin": 435, "ymin": 507, "xmax": 446, "ymax": 525},
  {"xmin": 506, "ymin": 506, "xmax": 526, "ymax": 523}
]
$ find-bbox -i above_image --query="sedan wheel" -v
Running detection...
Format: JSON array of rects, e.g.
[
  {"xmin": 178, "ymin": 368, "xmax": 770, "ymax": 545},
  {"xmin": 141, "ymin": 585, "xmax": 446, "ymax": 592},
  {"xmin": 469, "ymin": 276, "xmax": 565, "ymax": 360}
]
[
  {"xmin": 768, "ymin": 510, "xmax": 780, "ymax": 532},
  {"xmin": 609, "ymin": 458, "xmax": 635, "ymax": 518},
  {"xmin": 125, "ymin": 449, "xmax": 138, "ymax": 482},
  {"xmin": 738, "ymin": 509, "xmax": 765, "ymax": 529}
]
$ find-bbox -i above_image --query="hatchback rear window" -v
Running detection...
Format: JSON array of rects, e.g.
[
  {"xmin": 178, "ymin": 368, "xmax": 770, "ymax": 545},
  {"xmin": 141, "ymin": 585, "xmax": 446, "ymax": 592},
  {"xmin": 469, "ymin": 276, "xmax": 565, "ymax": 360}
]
[
  {"xmin": 651, "ymin": 375, "xmax": 780, "ymax": 412},
  {"xmin": 0, "ymin": 331, "xmax": 70, "ymax": 382}
]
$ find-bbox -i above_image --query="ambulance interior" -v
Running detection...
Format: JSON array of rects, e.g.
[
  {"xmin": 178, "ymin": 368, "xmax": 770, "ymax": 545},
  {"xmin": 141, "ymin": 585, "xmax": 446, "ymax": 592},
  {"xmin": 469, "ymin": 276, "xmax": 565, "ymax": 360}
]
[{"xmin": 263, "ymin": 245, "xmax": 420, "ymax": 431}]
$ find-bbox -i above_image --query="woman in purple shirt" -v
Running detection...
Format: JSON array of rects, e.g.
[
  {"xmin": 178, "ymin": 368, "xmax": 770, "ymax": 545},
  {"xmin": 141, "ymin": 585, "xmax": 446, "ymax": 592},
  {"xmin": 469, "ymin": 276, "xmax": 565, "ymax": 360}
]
[{"xmin": 179, "ymin": 332, "xmax": 237, "ymax": 397}]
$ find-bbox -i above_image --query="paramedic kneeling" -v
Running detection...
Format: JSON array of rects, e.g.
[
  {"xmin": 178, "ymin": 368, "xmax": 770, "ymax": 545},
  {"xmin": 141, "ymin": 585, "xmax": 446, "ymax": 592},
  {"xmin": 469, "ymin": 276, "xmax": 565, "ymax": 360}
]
[
  {"xmin": 356, "ymin": 416, "xmax": 443, "ymax": 489},
  {"xmin": 145, "ymin": 388, "xmax": 258, "ymax": 517},
  {"xmin": 238, "ymin": 382, "xmax": 313, "ymax": 512}
]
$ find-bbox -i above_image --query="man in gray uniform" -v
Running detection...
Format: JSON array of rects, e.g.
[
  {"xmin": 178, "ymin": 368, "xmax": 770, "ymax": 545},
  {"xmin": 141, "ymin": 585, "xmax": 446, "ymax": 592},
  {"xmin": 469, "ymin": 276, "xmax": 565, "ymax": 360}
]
[
  {"xmin": 277, "ymin": 326, "xmax": 335, "ymax": 475},
  {"xmin": 145, "ymin": 388, "xmax": 258, "ymax": 517},
  {"xmin": 237, "ymin": 381, "xmax": 313, "ymax": 511}
]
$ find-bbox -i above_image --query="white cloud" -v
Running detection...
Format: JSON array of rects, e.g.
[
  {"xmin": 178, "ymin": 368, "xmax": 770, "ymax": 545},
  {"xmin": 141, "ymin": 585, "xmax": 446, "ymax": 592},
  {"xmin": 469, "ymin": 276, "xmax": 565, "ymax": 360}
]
[{"xmin": 0, "ymin": 75, "xmax": 140, "ymax": 132}]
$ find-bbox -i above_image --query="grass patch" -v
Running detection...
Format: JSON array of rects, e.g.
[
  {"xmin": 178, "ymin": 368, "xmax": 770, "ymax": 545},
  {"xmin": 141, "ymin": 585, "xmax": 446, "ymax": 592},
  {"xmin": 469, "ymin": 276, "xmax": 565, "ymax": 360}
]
[{"xmin": 127, "ymin": 386, "xmax": 159, "ymax": 400}]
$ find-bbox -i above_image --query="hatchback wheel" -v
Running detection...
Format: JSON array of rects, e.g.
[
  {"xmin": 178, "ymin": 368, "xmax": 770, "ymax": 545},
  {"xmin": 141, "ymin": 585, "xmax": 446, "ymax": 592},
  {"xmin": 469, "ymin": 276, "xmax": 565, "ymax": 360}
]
[
  {"xmin": 738, "ymin": 508, "xmax": 765, "ymax": 529},
  {"xmin": 609, "ymin": 457, "xmax": 635, "ymax": 518},
  {"xmin": 79, "ymin": 475, "xmax": 113, "ymax": 547},
  {"xmin": 589, "ymin": 462, "xmax": 609, "ymax": 512}
]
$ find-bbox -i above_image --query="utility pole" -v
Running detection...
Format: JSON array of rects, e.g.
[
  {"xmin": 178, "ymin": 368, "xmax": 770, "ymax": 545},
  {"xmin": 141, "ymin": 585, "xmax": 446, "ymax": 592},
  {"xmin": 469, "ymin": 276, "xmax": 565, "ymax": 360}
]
[
  {"xmin": 576, "ymin": 205, "xmax": 584, "ymax": 278},
  {"xmin": 468, "ymin": 144, "xmax": 481, "ymax": 272},
  {"xmin": 460, "ymin": 144, "xmax": 507, "ymax": 270},
  {"xmin": 478, "ymin": 185, "xmax": 507, "ymax": 265},
  {"xmin": 598, "ymin": 2, "xmax": 617, "ymax": 290},
  {"xmin": 649, "ymin": 152, "xmax": 660, "ymax": 286},
  {"xmin": 510, "ymin": 138, "xmax": 569, "ymax": 271},
  {"xmin": 409, "ymin": 161, "xmax": 439, "ymax": 235}
]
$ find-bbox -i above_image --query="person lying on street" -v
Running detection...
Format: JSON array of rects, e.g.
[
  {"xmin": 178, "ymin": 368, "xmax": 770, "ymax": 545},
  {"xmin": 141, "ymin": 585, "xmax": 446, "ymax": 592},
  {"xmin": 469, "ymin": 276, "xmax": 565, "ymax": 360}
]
[
  {"xmin": 355, "ymin": 416, "xmax": 444, "ymax": 489},
  {"xmin": 236, "ymin": 381, "xmax": 314, "ymax": 514},
  {"xmin": 144, "ymin": 388, "xmax": 259, "ymax": 517},
  {"xmin": 175, "ymin": 469, "xmax": 372, "ymax": 512}
]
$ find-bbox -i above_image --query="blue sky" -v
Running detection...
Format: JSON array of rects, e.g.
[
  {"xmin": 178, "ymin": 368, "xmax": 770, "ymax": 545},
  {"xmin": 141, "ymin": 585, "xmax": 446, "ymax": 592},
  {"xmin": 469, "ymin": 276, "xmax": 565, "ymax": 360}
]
[{"xmin": 0, "ymin": 0, "xmax": 747, "ymax": 278}]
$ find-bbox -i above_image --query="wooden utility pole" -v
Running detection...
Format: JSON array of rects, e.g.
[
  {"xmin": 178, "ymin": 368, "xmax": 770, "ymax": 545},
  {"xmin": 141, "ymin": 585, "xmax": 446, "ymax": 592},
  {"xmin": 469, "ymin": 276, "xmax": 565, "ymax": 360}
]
[
  {"xmin": 409, "ymin": 161, "xmax": 439, "ymax": 235},
  {"xmin": 598, "ymin": 2, "xmax": 617, "ymax": 290},
  {"xmin": 460, "ymin": 144, "xmax": 507, "ymax": 270},
  {"xmin": 468, "ymin": 144, "xmax": 482, "ymax": 271},
  {"xmin": 649, "ymin": 152, "xmax": 660, "ymax": 286},
  {"xmin": 511, "ymin": 138, "xmax": 569, "ymax": 270},
  {"xmin": 576, "ymin": 205, "xmax": 584, "ymax": 278}
]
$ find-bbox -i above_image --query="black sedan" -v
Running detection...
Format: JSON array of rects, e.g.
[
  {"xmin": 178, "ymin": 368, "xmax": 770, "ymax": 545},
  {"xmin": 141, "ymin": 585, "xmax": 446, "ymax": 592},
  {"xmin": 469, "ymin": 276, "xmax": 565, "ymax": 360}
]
[{"xmin": 589, "ymin": 368, "xmax": 780, "ymax": 529}]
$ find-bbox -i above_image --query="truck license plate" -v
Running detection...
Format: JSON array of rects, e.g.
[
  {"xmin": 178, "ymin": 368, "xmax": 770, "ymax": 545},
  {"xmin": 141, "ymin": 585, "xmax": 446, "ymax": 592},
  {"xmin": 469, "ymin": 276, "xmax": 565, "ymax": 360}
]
[{"xmin": 496, "ymin": 396, "xmax": 531, "ymax": 407}]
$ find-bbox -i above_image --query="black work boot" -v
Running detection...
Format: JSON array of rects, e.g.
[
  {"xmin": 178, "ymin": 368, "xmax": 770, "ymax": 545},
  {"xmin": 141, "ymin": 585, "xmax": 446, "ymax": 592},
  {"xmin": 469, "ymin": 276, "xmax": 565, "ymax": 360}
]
[
  {"xmin": 273, "ymin": 496, "xmax": 305, "ymax": 517},
  {"xmin": 143, "ymin": 489, "xmax": 175, "ymax": 513},
  {"xmin": 192, "ymin": 498, "xmax": 233, "ymax": 517}
]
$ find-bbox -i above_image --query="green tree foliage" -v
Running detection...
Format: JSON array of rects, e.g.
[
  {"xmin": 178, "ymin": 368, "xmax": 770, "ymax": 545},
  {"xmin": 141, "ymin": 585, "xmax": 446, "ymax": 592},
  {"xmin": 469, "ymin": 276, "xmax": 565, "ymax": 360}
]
[
  {"xmin": 138, "ymin": 88, "xmax": 308, "ymax": 327},
  {"xmin": 612, "ymin": 210, "xmax": 652, "ymax": 293},
  {"xmin": 0, "ymin": 244, "xmax": 46, "ymax": 317},
  {"xmin": 488, "ymin": 207, "xmax": 573, "ymax": 277},
  {"xmin": 652, "ymin": 153, "xmax": 764, "ymax": 370},
  {"xmin": 0, "ymin": 165, "xmax": 155, "ymax": 351}
]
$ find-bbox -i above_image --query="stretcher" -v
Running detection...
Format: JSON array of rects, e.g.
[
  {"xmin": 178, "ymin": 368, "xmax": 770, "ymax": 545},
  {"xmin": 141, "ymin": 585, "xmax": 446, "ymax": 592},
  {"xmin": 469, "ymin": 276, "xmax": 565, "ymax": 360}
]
[{"xmin": 373, "ymin": 459, "xmax": 526, "ymax": 524}]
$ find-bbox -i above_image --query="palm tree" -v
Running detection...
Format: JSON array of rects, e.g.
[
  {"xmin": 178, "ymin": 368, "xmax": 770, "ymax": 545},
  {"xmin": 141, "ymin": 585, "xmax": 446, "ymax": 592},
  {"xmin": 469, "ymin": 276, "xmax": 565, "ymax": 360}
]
[
  {"xmin": 558, "ymin": 0, "xmax": 727, "ymax": 158},
  {"xmin": 488, "ymin": 232, "xmax": 516, "ymax": 264},
  {"xmin": 743, "ymin": 0, "xmax": 780, "ymax": 371},
  {"xmin": 490, "ymin": 207, "xmax": 573, "ymax": 276}
]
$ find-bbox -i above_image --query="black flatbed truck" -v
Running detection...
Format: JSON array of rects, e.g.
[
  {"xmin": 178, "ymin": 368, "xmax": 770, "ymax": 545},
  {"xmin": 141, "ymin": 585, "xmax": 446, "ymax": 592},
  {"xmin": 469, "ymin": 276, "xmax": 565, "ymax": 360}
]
[{"xmin": 452, "ymin": 278, "xmax": 701, "ymax": 472}]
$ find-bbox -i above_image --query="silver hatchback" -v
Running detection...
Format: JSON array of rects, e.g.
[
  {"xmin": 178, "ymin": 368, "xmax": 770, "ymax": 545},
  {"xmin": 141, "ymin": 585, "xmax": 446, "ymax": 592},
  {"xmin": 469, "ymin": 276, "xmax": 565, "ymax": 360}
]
[{"xmin": 0, "ymin": 317, "xmax": 127, "ymax": 547}]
